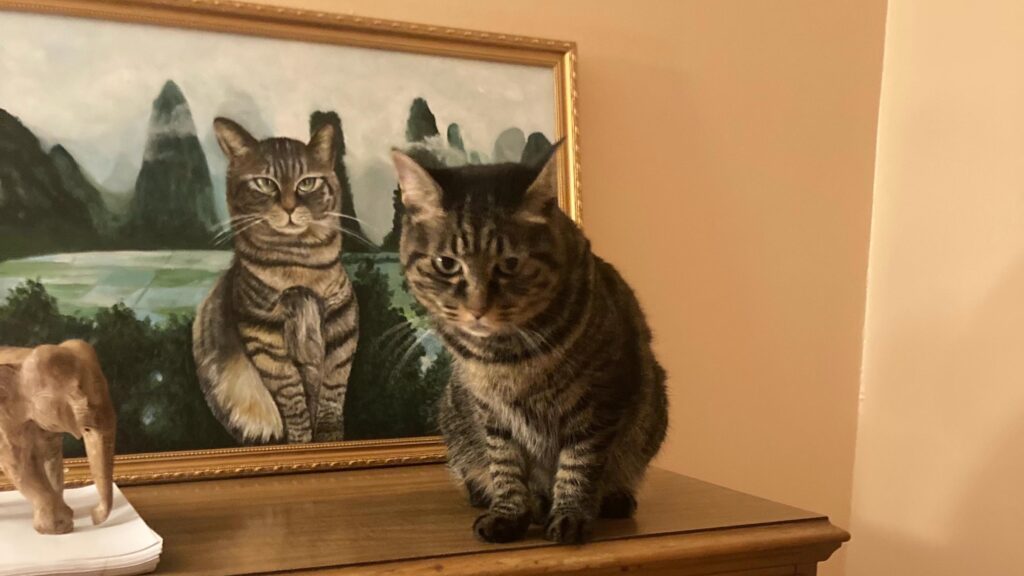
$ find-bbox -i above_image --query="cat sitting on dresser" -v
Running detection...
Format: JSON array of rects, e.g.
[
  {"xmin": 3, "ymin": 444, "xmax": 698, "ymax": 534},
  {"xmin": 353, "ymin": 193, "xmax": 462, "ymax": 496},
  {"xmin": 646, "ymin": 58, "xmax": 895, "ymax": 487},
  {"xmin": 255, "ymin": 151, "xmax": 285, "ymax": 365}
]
[
  {"xmin": 390, "ymin": 144, "xmax": 668, "ymax": 544},
  {"xmin": 193, "ymin": 117, "xmax": 359, "ymax": 445}
]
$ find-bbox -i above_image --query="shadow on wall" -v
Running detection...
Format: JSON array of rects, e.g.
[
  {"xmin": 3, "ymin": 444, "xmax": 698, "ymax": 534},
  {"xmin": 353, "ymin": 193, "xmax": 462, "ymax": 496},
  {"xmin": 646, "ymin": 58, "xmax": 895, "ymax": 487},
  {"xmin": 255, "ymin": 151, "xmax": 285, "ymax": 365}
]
[
  {"xmin": 848, "ymin": 254, "xmax": 1024, "ymax": 575},
  {"xmin": 848, "ymin": 413, "xmax": 1024, "ymax": 575}
]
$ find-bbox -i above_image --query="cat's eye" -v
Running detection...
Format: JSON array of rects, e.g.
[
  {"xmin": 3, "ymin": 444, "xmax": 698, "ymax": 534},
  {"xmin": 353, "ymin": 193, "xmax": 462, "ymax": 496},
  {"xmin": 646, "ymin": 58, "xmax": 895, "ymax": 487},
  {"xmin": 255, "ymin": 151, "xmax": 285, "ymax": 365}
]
[
  {"xmin": 496, "ymin": 257, "xmax": 520, "ymax": 276},
  {"xmin": 297, "ymin": 176, "xmax": 323, "ymax": 194},
  {"xmin": 433, "ymin": 256, "xmax": 462, "ymax": 276},
  {"xmin": 251, "ymin": 177, "xmax": 278, "ymax": 195}
]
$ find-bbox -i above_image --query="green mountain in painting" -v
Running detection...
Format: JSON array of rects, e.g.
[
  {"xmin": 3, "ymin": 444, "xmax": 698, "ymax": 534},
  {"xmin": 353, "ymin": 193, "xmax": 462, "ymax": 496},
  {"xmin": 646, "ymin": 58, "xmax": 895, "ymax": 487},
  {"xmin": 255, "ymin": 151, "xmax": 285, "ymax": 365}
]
[
  {"xmin": 447, "ymin": 122, "xmax": 465, "ymax": 152},
  {"xmin": 493, "ymin": 127, "xmax": 527, "ymax": 163},
  {"xmin": 405, "ymin": 97, "xmax": 440, "ymax": 143},
  {"xmin": 380, "ymin": 184, "xmax": 404, "ymax": 252},
  {"xmin": 125, "ymin": 80, "xmax": 217, "ymax": 249},
  {"xmin": 50, "ymin": 144, "xmax": 119, "ymax": 237},
  {"xmin": 0, "ymin": 108, "xmax": 102, "ymax": 259},
  {"xmin": 310, "ymin": 110, "xmax": 377, "ymax": 253}
]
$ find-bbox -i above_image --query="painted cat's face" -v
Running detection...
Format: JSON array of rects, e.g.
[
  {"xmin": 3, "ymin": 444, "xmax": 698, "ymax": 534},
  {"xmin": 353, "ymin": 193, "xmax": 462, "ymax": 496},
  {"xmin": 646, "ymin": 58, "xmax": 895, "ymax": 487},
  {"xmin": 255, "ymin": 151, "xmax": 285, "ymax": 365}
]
[
  {"xmin": 214, "ymin": 117, "xmax": 340, "ymax": 238},
  {"xmin": 392, "ymin": 147, "xmax": 566, "ymax": 338}
]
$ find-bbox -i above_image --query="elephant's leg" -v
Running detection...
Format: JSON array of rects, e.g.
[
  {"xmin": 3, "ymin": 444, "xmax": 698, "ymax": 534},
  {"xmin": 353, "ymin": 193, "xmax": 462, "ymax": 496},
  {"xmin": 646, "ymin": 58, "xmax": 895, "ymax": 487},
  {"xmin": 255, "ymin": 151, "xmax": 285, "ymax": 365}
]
[
  {"xmin": 40, "ymin": 432, "xmax": 64, "ymax": 494},
  {"xmin": 18, "ymin": 426, "xmax": 73, "ymax": 534},
  {"xmin": 0, "ymin": 434, "xmax": 21, "ymax": 489}
]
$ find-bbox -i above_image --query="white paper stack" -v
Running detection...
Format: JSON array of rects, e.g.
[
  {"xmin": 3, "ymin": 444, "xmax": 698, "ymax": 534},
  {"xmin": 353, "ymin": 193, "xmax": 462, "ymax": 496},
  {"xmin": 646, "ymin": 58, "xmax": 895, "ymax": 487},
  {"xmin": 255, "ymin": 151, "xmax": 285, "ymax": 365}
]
[{"xmin": 0, "ymin": 484, "xmax": 162, "ymax": 576}]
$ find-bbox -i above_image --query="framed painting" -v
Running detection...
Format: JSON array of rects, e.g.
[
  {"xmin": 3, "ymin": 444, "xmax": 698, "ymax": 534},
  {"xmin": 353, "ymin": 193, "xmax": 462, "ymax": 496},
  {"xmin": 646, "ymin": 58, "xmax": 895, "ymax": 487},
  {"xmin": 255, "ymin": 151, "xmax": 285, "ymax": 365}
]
[{"xmin": 0, "ymin": 0, "xmax": 579, "ymax": 487}]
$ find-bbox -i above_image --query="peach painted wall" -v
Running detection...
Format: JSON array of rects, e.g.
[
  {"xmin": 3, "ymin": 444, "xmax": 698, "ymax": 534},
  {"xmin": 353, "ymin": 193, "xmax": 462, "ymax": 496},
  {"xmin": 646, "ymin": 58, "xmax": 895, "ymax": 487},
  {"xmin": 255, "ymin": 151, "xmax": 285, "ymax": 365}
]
[
  {"xmin": 847, "ymin": 1, "xmax": 1024, "ymax": 574},
  {"xmin": 247, "ymin": 1, "xmax": 886, "ymax": 573}
]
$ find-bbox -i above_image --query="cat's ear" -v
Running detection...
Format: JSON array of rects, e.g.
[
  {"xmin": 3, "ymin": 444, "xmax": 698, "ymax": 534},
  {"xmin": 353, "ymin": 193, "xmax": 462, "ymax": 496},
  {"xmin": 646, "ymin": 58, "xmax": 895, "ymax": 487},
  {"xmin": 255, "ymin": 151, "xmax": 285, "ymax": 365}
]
[
  {"xmin": 390, "ymin": 149, "xmax": 442, "ymax": 222},
  {"xmin": 213, "ymin": 117, "xmax": 258, "ymax": 160},
  {"xmin": 308, "ymin": 122, "xmax": 338, "ymax": 165},
  {"xmin": 517, "ymin": 139, "xmax": 564, "ymax": 223}
]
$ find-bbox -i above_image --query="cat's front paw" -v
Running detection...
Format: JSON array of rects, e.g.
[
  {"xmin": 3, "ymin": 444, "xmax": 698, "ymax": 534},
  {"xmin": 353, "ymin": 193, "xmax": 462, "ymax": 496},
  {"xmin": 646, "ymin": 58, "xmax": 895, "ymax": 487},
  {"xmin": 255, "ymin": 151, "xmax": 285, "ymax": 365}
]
[
  {"xmin": 599, "ymin": 490, "xmax": 637, "ymax": 519},
  {"xmin": 544, "ymin": 510, "xmax": 593, "ymax": 544},
  {"xmin": 473, "ymin": 511, "xmax": 530, "ymax": 543}
]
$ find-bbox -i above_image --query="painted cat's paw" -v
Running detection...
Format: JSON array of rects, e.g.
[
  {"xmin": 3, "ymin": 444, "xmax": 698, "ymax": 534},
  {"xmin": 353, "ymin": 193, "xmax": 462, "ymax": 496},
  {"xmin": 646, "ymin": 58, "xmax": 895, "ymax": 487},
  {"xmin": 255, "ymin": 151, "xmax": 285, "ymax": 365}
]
[
  {"xmin": 544, "ymin": 510, "xmax": 593, "ymax": 544},
  {"xmin": 219, "ymin": 355, "xmax": 284, "ymax": 444},
  {"xmin": 473, "ymin": 511, "xmax": 530, "ymax": 543},
  {"xmin": 286, "ymin": 428, "xmax": 313, "ymax": 444},
  {"xmin": 34, "ymin": 502, "xmax": 74, "ymax": 535},
  {"xmin": 599, "ymin": 490, "xmax": 637, "ymax": 519},
  {"xmin": 312, "ymin": 424, "xmax": 344, "ymax": 443}
]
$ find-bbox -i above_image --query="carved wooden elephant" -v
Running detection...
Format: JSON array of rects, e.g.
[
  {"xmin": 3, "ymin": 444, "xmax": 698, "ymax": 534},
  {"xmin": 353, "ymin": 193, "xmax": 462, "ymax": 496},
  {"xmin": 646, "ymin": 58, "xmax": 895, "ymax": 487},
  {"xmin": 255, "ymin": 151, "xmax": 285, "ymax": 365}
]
[{"xmin": 0, "ymin": 339, "xmax": 116, "ymax": 534}]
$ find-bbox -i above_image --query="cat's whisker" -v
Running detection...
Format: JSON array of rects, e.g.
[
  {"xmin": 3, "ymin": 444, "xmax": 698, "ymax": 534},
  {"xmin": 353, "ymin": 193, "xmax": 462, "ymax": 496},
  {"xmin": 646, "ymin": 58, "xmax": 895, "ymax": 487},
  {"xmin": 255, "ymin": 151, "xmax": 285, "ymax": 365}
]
[
  {"xmin": 340, "ymin": 229, "xmax": 376, "ymax": 247},
  {"xmin": 216, "ymin": 217, "xmax": 266, "ymax": 245},
  {"xmin": 515, "ymin": 327, "xmax": 544, "ymax": 355},
  {"xmin": 213, "ymin": 215, "xmax": 260, "ymax": 232},
  {"xmin": 314, "ymin": 221, "xmax": 376, "ymax": 248},
  {"xmin": 212, "ymin": 223, "xmax": 245, "ymax": 242},
  {"xmin": 212, "ymin": 228, "xmax": 237, "ymax": 245},
  {"xmin": 375, "ymin": 322, "xmax": 416, "ymax": 349},
  {"xmin": 377, "ymin": 325, "xmax": 420, "ymax": 360},
  {"xmin": 324, "ymin": 212, "xmax": 380, "ymax": 234},
  {"xmin": 526, "ymin": 327, "xmax": 555, "ymax": 352},
  {"xmin": 385, "ymin": 328, "xmax": 433, "ymax": 386},
  {"xmin": 212, "ymin": 215, "xmax": 262, "ymax": 244}
]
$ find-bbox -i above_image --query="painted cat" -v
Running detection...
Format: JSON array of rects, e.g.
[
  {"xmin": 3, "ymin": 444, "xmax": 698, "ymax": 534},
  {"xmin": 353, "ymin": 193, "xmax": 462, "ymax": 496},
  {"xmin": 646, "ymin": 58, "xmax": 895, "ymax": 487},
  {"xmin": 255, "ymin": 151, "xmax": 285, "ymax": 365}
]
[
  {"xmin": 391, "ymin": 144, "xmax": 669, "ymax": 544},
  {"xmin": 193, "ymin": 117, "xmax": 358, "ymax": 444}
]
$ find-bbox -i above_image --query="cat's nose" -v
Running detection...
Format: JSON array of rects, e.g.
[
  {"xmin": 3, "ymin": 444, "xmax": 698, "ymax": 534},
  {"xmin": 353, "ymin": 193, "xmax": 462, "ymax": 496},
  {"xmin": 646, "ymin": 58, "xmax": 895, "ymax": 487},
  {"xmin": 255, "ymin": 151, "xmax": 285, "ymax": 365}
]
[
  {"xmin": 466, "ymin": 305, "xmax": 489, "ymax": 320},
  {"xmin": 465, "ymin": 292, "xmax": 489, "ymax": 319}
]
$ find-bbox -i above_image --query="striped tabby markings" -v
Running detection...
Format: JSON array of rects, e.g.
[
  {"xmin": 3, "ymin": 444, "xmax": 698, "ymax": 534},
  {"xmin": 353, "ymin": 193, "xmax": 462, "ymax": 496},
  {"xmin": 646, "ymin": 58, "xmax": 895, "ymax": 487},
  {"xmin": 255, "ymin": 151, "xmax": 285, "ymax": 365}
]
[
  {"xmin": 391, "ymin": 143, "xmax": 668, "ymax": 545},
  {"xmin": 194, "ymin": 117, "xmax": 359, "ymax": 444}
]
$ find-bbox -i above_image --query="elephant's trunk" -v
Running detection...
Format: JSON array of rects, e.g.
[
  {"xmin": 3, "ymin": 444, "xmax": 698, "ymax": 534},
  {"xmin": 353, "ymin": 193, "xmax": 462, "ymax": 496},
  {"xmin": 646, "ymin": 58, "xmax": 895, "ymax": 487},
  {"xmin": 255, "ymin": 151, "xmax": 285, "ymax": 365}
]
[{"xmin": 83, "ymin": 427, "xmax": 114, "ymax": 525}]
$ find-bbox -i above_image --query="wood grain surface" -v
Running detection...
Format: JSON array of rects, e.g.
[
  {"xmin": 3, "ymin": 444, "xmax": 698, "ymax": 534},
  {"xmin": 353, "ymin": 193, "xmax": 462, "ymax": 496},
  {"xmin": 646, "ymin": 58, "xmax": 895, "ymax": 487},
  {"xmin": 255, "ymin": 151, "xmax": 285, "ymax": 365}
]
[{"xmin": 122, "ymin": 465, "xmax": 848, "ymax": 575}]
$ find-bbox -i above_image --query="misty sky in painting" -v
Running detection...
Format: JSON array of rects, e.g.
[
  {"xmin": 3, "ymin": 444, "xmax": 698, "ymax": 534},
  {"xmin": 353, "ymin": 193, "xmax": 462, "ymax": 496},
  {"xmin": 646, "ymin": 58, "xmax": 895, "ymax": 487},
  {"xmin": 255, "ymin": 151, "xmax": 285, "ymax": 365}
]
[{"xmin": 0, "ymin": 10, "xmax": 555, "ymax": 240}]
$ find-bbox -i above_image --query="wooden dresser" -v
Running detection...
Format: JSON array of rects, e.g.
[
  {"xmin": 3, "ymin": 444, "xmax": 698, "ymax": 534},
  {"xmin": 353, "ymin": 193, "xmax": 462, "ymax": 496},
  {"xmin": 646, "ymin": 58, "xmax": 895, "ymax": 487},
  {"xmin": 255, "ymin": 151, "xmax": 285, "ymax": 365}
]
[{"xmin": 123, "ymin": 465, "xmax": 848, "ymax": 575}]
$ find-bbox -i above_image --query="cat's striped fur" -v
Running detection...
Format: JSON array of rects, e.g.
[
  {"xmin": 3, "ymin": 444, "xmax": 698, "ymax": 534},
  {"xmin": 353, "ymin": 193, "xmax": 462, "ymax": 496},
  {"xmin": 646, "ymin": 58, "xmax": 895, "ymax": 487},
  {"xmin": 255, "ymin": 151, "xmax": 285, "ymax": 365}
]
[
  {"xmin": 193, "ymin": 118, "xmax": 358, "ymax": 444},
  {"xmin": 391, "ymin": 146, "xmax": 668, "ymax": 544}
]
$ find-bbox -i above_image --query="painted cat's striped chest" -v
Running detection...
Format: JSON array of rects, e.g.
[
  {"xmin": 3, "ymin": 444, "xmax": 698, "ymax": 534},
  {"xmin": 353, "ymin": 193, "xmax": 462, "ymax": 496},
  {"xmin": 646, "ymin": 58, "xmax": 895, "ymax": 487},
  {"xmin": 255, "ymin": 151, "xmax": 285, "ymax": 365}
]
[{"xmin": 241, "ymin": 259, "xmax": 345, "ymax": 299}]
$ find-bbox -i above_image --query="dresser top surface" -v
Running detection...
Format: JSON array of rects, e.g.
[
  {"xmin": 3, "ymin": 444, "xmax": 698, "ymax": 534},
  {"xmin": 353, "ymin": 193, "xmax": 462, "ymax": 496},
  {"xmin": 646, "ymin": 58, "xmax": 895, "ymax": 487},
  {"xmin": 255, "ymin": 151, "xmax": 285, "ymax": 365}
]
[{"xmin": 121, "ymin": 463, "xmax": 830, "ymax": 575}]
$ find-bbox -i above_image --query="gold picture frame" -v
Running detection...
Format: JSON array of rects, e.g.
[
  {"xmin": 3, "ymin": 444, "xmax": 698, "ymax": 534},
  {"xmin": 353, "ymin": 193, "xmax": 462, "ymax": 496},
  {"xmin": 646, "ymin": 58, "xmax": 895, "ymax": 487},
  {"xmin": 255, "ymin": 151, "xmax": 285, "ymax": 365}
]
[{"xmin": 0, "ymin": 0, "xmax": 580, "ymax": 488}]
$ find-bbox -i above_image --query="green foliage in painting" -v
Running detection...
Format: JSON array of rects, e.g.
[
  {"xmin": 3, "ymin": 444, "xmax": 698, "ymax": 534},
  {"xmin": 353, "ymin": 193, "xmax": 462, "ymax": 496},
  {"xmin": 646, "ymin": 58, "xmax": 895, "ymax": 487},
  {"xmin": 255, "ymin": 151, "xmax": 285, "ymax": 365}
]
[
  {"xmin": 0, "ymin": 283, "xmax": 235, "ymax": 457},
  {"xmin": 419, "ymin": 347, "xmax": 452, "ymax": 433},
  {"xmin": 343, "ymin": 260, "xmax": 446, "ymax": 439},
  {"xmin": 0, "ymin": 274, "xmax": 447, "ymax": 454},
  {"xmin": 0, "ymin": 280, "xmax": 92, "ymax": 346}
]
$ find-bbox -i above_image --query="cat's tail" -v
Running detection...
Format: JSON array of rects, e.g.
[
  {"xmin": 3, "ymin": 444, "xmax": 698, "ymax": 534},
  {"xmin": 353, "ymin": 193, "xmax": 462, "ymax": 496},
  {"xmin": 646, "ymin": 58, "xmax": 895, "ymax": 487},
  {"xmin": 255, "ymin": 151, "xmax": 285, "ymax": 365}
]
[{"xmin": 193, "ymin": 273, "xmax": 284, "ymax": 444}]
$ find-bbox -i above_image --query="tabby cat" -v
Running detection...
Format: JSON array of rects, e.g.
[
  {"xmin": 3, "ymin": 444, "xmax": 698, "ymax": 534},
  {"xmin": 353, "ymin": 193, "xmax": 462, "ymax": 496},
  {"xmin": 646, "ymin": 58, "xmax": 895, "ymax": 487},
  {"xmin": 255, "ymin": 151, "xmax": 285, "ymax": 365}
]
[
  {"xmin": 391, "ymin": 145, "xmax": 668, "ymax": 544},
  {"xmin": 193, "ymin": 118, "xmax": 358, "ymax": 444}
]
